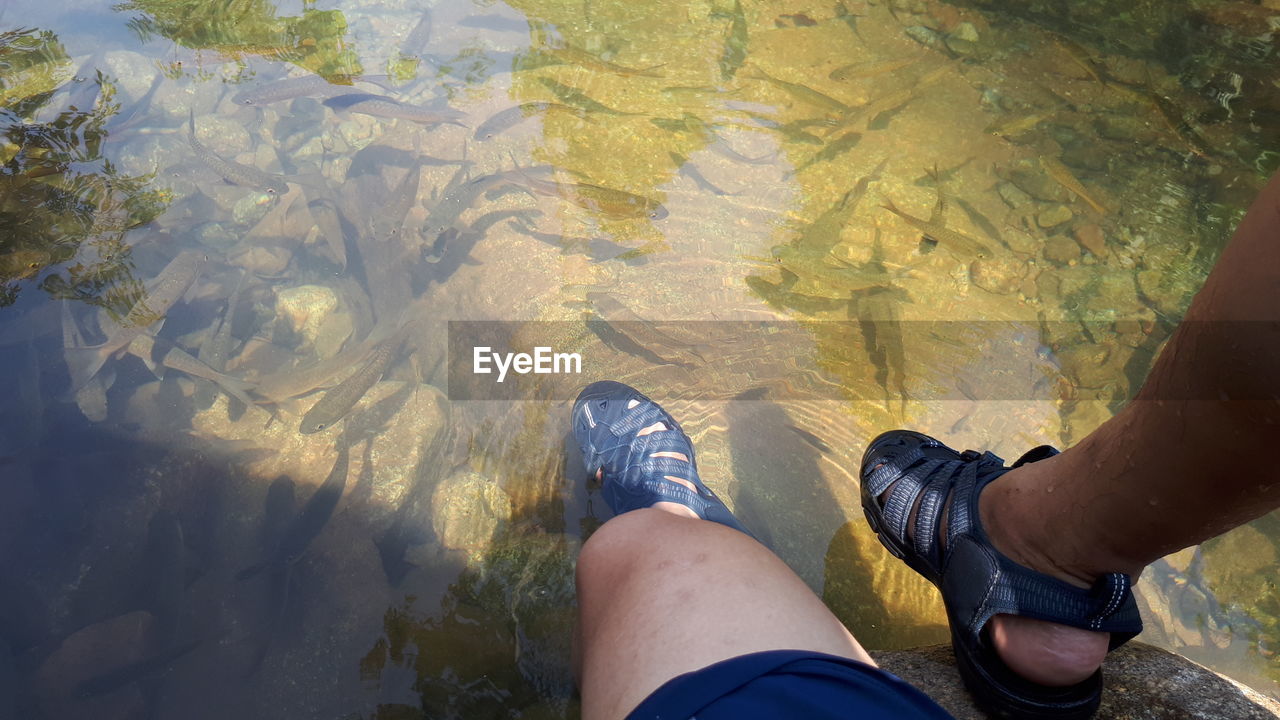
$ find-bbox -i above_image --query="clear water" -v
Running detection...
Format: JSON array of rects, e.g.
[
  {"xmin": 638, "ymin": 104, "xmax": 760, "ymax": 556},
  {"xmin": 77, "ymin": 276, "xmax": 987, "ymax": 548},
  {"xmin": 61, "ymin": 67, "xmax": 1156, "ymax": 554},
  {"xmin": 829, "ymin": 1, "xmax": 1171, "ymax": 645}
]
[{"xmin": 1, "ymin": 0, "xmax": 1278, "ymax": 716}]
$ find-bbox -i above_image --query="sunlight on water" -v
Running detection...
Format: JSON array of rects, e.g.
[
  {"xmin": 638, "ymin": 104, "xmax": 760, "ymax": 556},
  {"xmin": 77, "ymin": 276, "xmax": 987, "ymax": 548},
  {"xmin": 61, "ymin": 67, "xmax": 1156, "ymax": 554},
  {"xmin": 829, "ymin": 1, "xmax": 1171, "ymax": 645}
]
[{"xmin": 1, "ymin": 0, "xmax": 1278, "ymax": 716}]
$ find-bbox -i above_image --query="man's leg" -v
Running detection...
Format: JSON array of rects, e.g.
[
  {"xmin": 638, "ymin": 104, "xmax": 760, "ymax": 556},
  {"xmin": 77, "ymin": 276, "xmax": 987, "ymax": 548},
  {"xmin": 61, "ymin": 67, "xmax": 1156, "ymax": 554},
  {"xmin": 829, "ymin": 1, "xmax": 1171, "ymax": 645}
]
[
  {"xmin": 575, "ymin": 507, "xmax": 874, "ymax": 720},
  {"xmin": 979, "ymin": 169, "xmax": 1280, "ymax": 683}
]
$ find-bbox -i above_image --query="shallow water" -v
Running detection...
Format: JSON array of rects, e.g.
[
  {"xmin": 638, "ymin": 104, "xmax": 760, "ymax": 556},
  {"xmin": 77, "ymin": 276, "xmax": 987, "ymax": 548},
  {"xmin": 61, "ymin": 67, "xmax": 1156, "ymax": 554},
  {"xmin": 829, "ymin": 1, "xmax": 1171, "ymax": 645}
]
[{"xmin": 1, "ymin": 0, "xmax": 1278, "ymax": 716}]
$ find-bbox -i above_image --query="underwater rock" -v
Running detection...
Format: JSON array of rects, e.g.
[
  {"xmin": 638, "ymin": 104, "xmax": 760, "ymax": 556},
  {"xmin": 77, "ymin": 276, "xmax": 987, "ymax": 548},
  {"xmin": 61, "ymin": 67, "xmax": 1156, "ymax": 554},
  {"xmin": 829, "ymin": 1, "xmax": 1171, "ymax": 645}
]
[
  {"xmin": 1043, "ymin": 234, "xmax": 1080, "ymax": 264},
  {"xmin": 951, "ymin": 21, "xmax": 980, "ymax": 42},
  {"xmin": 875, "ymin": 642, "xmax": 1280, "ymax": 719},
  {"xmin": 101, "ymin": 51, "xmax": 157, "ymax": 102},
  {"xmin": 1037, "ymin": 204, "xmax": 1074, "ymax": 229},
  {"xmin": 230, "ymin": 244, "xmax": 290, "ymax": 275},
  {"xmin": 430, "ymin": 470, "xmax": 513, "ymax": 562},
  {"xmin": 997, "ymin": 181, "xmax": 1031, "ymax": 208},
  {"xmin": 1074, "ymin": 223, "xmax": 1107, "ymax": 257},
  {"xmin": 969, "ymin": 256, "xmax": 1027, "ymax": 295},
  {"xmin": 274, "ymin": 285, "xmax": 340, "ymax": 349}
]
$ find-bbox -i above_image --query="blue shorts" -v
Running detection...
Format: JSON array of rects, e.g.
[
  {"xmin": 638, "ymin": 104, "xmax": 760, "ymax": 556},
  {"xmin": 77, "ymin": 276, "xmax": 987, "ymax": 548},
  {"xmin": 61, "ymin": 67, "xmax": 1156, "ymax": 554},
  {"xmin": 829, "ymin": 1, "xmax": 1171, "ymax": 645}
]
[{"xmin": 628, "ymin": 650, "xmax": 954, "ymax": 719}]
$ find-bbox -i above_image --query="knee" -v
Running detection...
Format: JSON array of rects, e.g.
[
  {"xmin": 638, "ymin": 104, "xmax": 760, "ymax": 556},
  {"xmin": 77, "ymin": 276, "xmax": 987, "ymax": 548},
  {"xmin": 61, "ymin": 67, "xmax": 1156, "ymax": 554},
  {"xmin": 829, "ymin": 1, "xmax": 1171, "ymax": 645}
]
[{"xmin": 577, "ymin": 509, "xmax": 664, "ymax": 585}]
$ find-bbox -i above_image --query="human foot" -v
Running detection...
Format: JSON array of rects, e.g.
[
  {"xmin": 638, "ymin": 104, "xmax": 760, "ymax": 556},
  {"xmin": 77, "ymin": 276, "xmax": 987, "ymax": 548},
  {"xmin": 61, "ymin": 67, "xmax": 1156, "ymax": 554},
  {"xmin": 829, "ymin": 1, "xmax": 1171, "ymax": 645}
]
[
  {"xmin": 860, "ymin": 430, "xmax": 1141, "ymax": 718},
  {"xmin": 572, "ymin": 381, "xmax": 754, "ymax": 536}
]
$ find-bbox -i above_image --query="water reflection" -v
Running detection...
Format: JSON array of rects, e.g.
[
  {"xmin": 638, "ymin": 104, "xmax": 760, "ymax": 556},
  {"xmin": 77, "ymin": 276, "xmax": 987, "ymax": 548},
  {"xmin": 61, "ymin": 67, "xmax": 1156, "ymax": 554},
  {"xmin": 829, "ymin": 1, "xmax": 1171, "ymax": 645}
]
[{"xmin": 1, "ymin": 0, "xmax": 1279, "ymax": 715}]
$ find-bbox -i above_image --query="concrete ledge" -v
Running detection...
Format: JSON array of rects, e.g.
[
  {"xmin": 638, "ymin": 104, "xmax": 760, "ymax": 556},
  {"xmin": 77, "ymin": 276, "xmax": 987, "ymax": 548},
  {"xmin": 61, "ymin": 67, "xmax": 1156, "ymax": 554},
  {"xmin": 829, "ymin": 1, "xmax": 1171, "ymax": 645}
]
[{"xmin": 873, "ymin": 642, "xmax": 1280, "ymax": 719}]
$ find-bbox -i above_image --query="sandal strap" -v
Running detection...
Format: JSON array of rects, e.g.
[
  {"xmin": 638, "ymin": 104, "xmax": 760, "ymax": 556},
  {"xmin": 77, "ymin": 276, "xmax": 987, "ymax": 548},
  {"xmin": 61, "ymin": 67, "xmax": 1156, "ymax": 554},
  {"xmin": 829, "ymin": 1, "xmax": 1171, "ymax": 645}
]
[{"xmin": 607, "ymin": 403, "xmax": 666, "ymax": 436}]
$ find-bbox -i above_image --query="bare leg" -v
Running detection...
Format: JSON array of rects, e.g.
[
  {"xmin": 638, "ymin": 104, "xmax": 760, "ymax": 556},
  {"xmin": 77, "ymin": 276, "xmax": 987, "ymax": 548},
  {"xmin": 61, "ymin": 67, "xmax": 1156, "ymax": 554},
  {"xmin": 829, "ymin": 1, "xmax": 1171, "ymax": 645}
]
[
  {"xmin": 982, "ymin": 170, "xmax": 1280, "ymax": 682},
  {"xmin": 575, "ymin": 508, "xmax": 873, "ymax": 720}
]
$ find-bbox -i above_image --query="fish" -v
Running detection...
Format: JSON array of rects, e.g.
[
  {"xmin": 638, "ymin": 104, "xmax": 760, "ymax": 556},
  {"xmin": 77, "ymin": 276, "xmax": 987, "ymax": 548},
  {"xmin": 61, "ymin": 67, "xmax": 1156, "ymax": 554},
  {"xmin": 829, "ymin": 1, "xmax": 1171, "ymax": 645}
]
[
  {"xmin": 127, "ymin": 333, "xmax": 258, "ymax": 409},
  {"xmin": 193, "ymin": 271, "xmax": 245, "ymax": 409},
  {"xmin": 671, "ymin": 152, "xmax": 734, "ymax": 195},
  {"xmin": 1051, "ymin": 35, "xmax": 1106, "ymax": 85},
  {"xmin": 474, "ymin": 102, "xmax": 553, "ymax": 140},
  {"xmin": 542, "ymin": 45, "xmax": 665, "ymax": 78},
  {"xmin": 139, "ymin": 511, "xmax": 186, "ymax": 644},
  {"xmin": 652, "ymin": 113, "xmax": 773, "ymax": 164},
  {"xmin": 984, "ymin": 111, "xmax": 1050, "ymax": 140},
  {"xmin": 536, "ymin": 77, "xmax": 643, "ymax": 116},
  {"xmin": 795, "ymin": 156, "xmax": 889, "ymax": 252},
  {"xmin": 745, "ymin": 65, "xmax": 853, "ymax": 116},
  {"xmin": 1038, "ymin": 155, "xmax": 1107, "ymax": 214},
  {"xmin": 952, "ymin": 196, "xmax": 1003, "ymax": 245},
  {"xmin": 794, "ymin": 130, "xmax": 862, "ymax": 172},
  {"xmin": 420, "ymin": 167, "xmax": 512, "ymax": 245},
  {"xmin": 719, "ymin": 0, "xmax": 749, "ymax": 81},
  {"xmin": 232, "ymin": 74, "xmax": 370, "ymax": 106},
  {"xmin": 323, "ymin": 93, "xmax": 467, "ymax": 126},
  {"xmin": 253, "ymin": 329, "xmax": 386, "ymax": 403},
  {"xmin": 299, "ymin": 330, "xmax": 406, "ymax": 434},
  {"xmin": 401, "ymin": 10, "xmax": 432, "ymax": 55},
  {"xmin": 240, "ymin": 443, "xmax": 350, "ymax": 576},
  {"xmin": 507, "ymin": 218, "xmax": 633, "ymax": 262},
  {"xmin": 587, "ymin": 292, "xmax": 708, "ymax": 364},
  {"xmin": 786, "ymin": 424, "xmax": 832, "ymax": 453},
  {"xmin": 881, "ymin": 198, "xmax": 991, "ymax": 258},
  {"xmin": 1144, "ymin": 93, "xmax": 1213, "ymax": 159},
  {"xmin": 585, "ymin": 313, "xmax": 692, "ymax": 369},
  {"xmin": 260, "ymin": 475, "xmax": 296, "ymax": 551},
  {"xmin": 510, "ymin": 169, "xmax": 668, "ymax": 220},
  {"xmin": 65, "ymin": 250, "xmax": 204, "ymax": 391},
  {"xmin": 307, "ymin": 196, "xmax": 348, "ymax": 269},
  {"xmin": 829, "ymin": 54, "xmax": 923, "ymax": 82},
  {"xmin": 187, "ymin": 110, "xmax": 289, "ymax": 194},
  {"xmin": 277, "ymin": 442, "xmax": 350, "ymax": 560},
  {"xmin": 853, "ymin": 284, "xmax": 909, "ymax": 417},
  {"xmin": 763, "ymin": 245, "xmax": 908, "ymax": 297}
]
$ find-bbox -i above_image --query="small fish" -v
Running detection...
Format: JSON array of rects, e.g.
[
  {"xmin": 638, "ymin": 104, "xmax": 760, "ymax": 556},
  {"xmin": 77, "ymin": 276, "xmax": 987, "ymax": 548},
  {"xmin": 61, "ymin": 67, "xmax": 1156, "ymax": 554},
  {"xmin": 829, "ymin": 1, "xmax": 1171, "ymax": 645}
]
[
  {"xmin": 474, "ymin": 102, "xmax": 553, "ymax": 140},
  {"xmin": 507, "ymin": 218, "xmax": 633, "ymax": 262},
  {"xmin": 719, "ymin": 0, "xmax": 749, "ymax": 81},
  {"xmin": 764, "ymin": 245, "xmax": 908, "ymax": 297},
  {"xmin": 299, "ymin": 331, "xmax": 406, "ymax": 434},
  {"xmin": 187, "ymin": 110, "xmax": 289, "ymax": 194},
  {"xmin": 307, "ymin": 196, "xmax": 348, "ymax": 269},
  {"xmin": 786, "ymin": 424, "xmax": 832, "ymax": 453},
  {"xmin": 829, "ymin": 54, "xmax": 923, "ymax": 82},
  {"xmin": 794, "ymin": 130, "xmax": 862, "ymax": 172},
  {"xmin": 323, "ymin": 93, "xmax": 467, "ymax": 126},
  {"xmin": 984, "ymin": 112, "xmax": 1050, "ymax": 140},
  {"xmin": 254, "ymin": 331, "xmax": 385, "ymax": 403},
  {"xmin": 543, "ymin": 45, "xmax": 665, "ymax": 78},
  {"xmin": 746, "ymin": 66, "xmax": 853, "ymax": 116},
  {"xmin": 233, "ymin": 75, "xmax": 361, "ymax": 106},
  {"xmin": 671, "ymin": 152, "xmax": 734, "ymax": 195},
  {"xmin": 127, "ymin": 333, "xmax": 258, "ymax": 409},
  {"xmin": 277, "ymin": 442, "xmax": 349, "ymax": 563},
  {"xmin": 193, "ymin": 269, "xmax": 245, "ymax": 407},
  {"xmin": 65, "ymin": 250, "xmax": 205, "ymax": 391},
  {"xmin": 1038, "ymin": 155, "xmax": 1107, "ymax": 214},
  {"xmin": 512, "ymin": 170, "xmax": 668, "ymax": 220},
  {"xmin": 260, "ymin": 475, "xmax": 296, "ymax": 552},
  {"xmin": 952, "ymin": 196, "xmax": 1003, "ymax": 245},
  {"xmin": 881, "ymin": 198, "xmax": 991, "ymax": 258},
  {"xmin": 139, "ymin": 510, "xmax": 186, "ymax": 643},
  {"xmin": 1052, "ymin": 36, "xmax": 1106, "ymax": 85},
  {"xmin": 536, "ymin": 77, "xmax": 642, "ymax": 116},
  {"xmin": 795, "ymin": 156, "xmax": 889, "ymax": 252},
  {"xmin": 585, "ymin": 313, "xmax": 691, "ymax": 369},
  {"xmin": 421, "ymin": 167, "xmax": 510, "ymax": 244},
  {"xmin": 401, "ymin": 10, "xmax": 432, "ymax": 55},
  {"xmin": 587, "ymin": 292, "xmax": 707, "ymax": 364}
]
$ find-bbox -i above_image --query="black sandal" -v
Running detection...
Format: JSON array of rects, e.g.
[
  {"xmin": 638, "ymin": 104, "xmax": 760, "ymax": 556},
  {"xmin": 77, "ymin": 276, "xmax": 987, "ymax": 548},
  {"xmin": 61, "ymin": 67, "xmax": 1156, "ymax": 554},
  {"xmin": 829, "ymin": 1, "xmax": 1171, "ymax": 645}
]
[{"xmin": 860, "ymin": 430, "xmax": 1142, "ymax": 719}]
